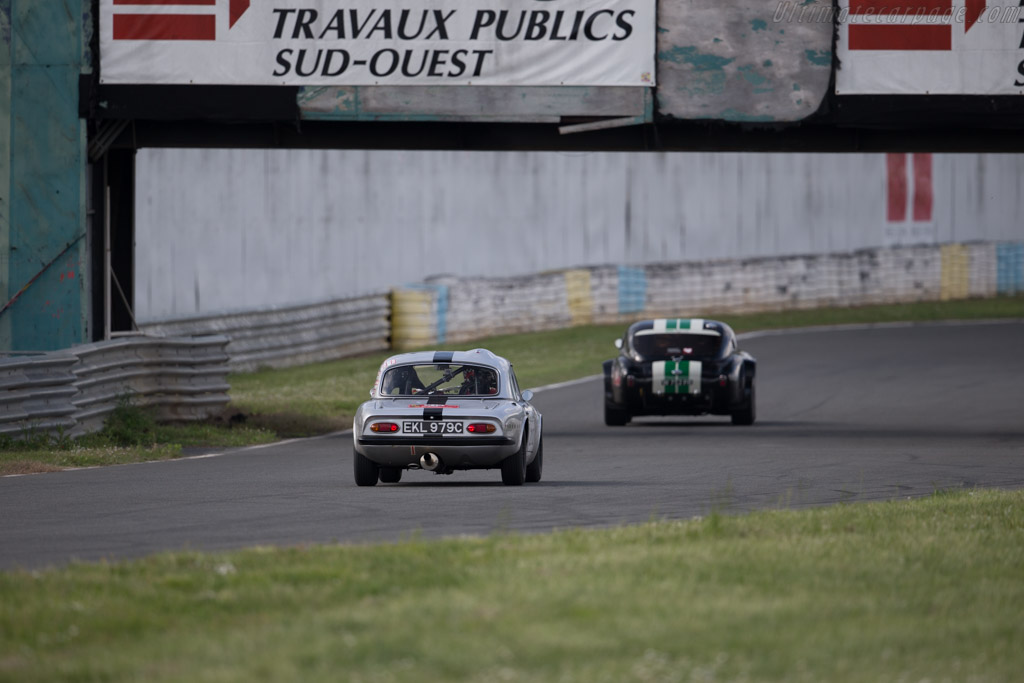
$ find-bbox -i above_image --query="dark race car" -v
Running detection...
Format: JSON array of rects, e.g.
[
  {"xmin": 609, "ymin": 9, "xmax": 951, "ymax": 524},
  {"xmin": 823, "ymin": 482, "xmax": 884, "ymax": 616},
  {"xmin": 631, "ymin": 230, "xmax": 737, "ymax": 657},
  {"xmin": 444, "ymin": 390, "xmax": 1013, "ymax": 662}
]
[{"xmin": 602, "ymin": 318, "xmax": 756, "ymax": 426}]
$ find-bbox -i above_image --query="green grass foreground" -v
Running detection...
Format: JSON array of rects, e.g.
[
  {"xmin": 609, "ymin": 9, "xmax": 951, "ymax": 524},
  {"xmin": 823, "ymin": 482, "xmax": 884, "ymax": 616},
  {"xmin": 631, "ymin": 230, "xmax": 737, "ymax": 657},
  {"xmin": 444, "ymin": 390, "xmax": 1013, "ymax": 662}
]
[
  {"xmin": 2, "ymin": 296, "xmax": 1022, "ymax": 475},
  {"xmin": 1, "ymin": 489, "xmax": 1021, "ymax": 682}
]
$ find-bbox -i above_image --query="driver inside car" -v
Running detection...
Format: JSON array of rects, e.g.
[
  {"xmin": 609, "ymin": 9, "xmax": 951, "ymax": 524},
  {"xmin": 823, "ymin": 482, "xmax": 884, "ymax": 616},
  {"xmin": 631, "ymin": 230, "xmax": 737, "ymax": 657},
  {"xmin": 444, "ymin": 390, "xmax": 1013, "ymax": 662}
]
[
  {"xmin": 382, "ymin": 366, "xmax": 427, "ymax": 395},
  {"xmin": 459, "ymin": 367, "xmax": 498, "ymax": 395}
]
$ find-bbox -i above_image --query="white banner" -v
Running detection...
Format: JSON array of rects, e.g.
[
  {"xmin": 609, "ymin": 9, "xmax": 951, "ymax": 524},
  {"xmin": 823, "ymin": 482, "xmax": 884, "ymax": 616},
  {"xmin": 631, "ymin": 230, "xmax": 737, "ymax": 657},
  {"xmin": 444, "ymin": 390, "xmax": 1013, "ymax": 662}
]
[
  {"xmin": 834, "ymin": 0, "xmax": 1024, "ymax": 94},
  {"xmin": 99, "ymin": 0, "xmax": 656, "ymax": 87}
]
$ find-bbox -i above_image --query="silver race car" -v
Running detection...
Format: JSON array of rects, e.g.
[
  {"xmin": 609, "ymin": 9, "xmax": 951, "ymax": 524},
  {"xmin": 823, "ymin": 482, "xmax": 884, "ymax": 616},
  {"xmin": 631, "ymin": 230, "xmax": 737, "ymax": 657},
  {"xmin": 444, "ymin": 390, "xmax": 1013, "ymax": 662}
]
[{"xmin": 352, "ymin": 349, "xmax": 543, "ymax": 486}]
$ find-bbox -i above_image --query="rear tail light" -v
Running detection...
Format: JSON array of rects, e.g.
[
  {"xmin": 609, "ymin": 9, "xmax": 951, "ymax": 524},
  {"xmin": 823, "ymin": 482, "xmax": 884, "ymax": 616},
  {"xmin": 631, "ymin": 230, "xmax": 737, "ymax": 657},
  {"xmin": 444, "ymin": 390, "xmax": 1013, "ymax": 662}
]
[
  {"xmin": 370, "ymin": 422, "xmax": 399, "ymax": 432},
  {"xmin": 467, "ymin": 423, "xmax": 496, "ymax": 433},
  {"xmin": 627, "ymin": 375, "xmax": 635, "ymax": 388},
  {"xmin": 719, "ymin": 375, "xmax": 727, "ymax": 387}
]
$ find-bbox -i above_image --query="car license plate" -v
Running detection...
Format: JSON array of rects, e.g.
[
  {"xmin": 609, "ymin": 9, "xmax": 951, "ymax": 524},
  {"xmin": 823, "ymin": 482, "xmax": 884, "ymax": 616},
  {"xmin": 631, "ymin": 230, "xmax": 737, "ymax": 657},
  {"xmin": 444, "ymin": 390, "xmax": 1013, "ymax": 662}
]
[{"xmin": 402, "ymin": 421, "xmax": 464, "ymax": 434}]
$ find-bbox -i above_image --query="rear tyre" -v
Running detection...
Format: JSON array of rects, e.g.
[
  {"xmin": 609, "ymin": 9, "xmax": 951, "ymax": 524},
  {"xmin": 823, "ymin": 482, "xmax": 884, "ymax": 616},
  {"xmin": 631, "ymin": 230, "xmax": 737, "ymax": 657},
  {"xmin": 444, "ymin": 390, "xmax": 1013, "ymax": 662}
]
[
  {"xmin": 378, "ymin": 467, "xmax": 403, "ymax": 484},
  {"xmin": 604, "ymin": 402, "xmax": 630, "ymax": 426},
  {"xmin": 353, "ymin": 448, "xmax": 379, "ymax": 486},
  {"xmin": 525, "ymin": 436, "xmax": 543, "ymax": 483},
  {"xmin": 731, "ymin": 379, "xmax": 756, "ymax": 426},
  {"xmin": 501, "ymin": 426, "xmax": 527, "ymax": 486}
]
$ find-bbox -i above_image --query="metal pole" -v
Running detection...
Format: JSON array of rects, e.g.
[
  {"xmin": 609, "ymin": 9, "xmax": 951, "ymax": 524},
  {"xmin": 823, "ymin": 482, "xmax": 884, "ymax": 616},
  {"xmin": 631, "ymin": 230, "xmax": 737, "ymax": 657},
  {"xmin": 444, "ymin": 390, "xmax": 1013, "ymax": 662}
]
[{"xmin": 104, "ymin": 185, "xmax": 111, "ymax": 341}]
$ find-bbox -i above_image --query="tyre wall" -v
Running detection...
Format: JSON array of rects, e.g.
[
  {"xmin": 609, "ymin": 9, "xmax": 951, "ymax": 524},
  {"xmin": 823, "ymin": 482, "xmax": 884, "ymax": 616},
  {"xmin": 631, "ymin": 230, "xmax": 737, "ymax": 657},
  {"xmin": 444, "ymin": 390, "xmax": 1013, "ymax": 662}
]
[{"xmin": 389, "ymin": 241, "xmax": 1024, "ymax": 349}]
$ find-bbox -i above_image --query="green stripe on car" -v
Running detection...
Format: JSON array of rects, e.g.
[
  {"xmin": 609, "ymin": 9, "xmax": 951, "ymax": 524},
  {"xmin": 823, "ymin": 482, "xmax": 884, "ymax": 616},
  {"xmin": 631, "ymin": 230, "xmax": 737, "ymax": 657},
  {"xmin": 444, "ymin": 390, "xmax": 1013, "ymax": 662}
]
[
  {"xmin": 652, "ymin": 360, "xmax": 702, "ymax": 395},
  {"xmin": 654, "ymin": 319, "xmax": 704, "ymax": 333}
]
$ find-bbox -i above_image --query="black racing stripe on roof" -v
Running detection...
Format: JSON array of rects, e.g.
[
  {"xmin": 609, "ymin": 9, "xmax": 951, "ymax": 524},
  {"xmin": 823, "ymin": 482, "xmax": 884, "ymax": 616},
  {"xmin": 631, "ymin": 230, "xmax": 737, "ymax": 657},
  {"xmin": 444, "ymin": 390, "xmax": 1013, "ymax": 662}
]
[
  {"xmin": 432, "ymin": 351, "xmax": 454, "ymax": 363},
  {"xmin": 426, "ymin": 395, "xmax": 448, "ymax": 405}
]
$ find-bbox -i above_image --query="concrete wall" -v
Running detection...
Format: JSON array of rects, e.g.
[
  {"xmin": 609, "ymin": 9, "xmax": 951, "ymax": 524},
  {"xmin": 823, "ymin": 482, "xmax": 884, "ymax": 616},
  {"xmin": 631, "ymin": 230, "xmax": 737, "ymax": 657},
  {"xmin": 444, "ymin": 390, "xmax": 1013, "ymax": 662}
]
[
  {"xmin": 0, "ymin": 0, "xmax": 90, "ymax": 352},
  {"xmin": 134, "ymin": 149, "xmax": 1024, "ymax": 324}
]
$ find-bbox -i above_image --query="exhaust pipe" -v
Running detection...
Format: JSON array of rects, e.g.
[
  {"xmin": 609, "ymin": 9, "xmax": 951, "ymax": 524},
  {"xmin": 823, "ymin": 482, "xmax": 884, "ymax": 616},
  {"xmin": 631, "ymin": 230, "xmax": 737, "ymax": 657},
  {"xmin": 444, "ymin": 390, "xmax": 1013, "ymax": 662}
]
[{"xmin": 419, "ymin": 453, "xmax": 442, "ymax": 471}]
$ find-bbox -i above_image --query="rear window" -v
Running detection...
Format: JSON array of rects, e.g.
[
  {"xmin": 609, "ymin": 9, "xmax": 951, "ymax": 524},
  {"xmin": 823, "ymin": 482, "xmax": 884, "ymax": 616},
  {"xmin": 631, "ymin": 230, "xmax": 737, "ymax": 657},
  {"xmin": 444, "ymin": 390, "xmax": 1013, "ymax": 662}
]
[
  {"xmin": 630, "ymin": 333, "xmax": 722, "ymax": 360},
  {"xmin": 380, "ymin": 364, "xmax": 499, "ymax": 397}
]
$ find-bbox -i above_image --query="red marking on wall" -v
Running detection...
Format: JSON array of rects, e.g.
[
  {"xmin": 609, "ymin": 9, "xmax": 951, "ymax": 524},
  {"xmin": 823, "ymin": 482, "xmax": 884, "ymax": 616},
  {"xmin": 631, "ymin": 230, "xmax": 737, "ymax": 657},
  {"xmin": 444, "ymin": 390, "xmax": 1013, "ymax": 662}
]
[
  {"xmin": 886, "ymin": 154, "xmax": 908, "ymax": 222},
  {"xmin": 887, "ymin": 153, "xmax": 933, "ymax": 223},
  {"xmin": 912, "ymin": 153, "xmax": 933, "ymax": 221},
  {"xmin": 114, "ymin": 13, "xmax": 216, "ymax": 40}
]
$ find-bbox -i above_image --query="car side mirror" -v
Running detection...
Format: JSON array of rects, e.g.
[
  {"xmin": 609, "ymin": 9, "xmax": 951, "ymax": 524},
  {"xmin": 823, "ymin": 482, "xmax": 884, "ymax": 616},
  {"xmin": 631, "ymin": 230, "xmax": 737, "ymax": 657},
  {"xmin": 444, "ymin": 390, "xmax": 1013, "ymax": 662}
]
[
  {"xmin": 614, "ymin": 338, "xmax": 623, "ymax": 349},
  {"xmin": 521, "ymin": 390, "xmax": 534, "ymax": 402},
  {"xmin": 369, "ymin": 390, "xmax": 374, "ymax": 397}
]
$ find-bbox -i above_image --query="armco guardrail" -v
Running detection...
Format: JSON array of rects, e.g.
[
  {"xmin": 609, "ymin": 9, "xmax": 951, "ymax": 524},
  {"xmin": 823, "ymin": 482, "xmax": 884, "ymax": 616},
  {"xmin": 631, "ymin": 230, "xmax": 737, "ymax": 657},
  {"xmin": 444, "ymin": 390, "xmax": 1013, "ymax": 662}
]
[
  {"xmin": 71, "ymin": 336, "xmax": 231, "ymax": 436},
  {"xmin": 390, "ymin": 241, "xmax": 1023, "ymax": 348},
  {"xmin": 0, "ymin": 336, "xmax": 230, "ymax": 440},
  {"xmin": 138, "ymin": 293, "xmax": 390, "ymax": 372},
  {"xmin": 0, "ymin": 354, "xmax": 79, "ymax": 439}
]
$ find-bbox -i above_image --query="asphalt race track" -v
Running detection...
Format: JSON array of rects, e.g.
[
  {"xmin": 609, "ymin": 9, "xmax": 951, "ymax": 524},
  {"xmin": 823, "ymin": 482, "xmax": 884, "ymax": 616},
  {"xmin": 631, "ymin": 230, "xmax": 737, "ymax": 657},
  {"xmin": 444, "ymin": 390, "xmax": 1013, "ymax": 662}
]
[{"xmin": 2, "ymin": 321, "xmax": 1023, "ymax": 570}]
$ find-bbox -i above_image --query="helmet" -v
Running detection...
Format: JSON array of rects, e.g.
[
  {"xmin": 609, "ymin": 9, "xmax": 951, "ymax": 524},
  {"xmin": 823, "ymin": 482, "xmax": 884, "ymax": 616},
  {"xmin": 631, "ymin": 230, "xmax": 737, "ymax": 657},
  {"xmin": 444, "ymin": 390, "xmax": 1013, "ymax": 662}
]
[
  {"xmin": 383, "ymin": 366, "xmax": 422, "ymax": 395},
  {"xmin": 461, "ymin": 366, "xmax": 497, "ymax": 395}
]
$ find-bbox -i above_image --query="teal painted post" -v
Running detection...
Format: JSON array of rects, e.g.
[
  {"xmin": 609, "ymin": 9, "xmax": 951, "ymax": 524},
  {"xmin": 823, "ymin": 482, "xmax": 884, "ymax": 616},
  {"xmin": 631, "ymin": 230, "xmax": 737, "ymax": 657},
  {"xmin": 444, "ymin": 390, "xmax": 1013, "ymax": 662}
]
[
  {"xmin": 1, "ymin": 0, "xmax": 11, "ymax": 348},
  {"xmin": 2, "ymin": 0, "xmax": 88, "ymax": 351}
]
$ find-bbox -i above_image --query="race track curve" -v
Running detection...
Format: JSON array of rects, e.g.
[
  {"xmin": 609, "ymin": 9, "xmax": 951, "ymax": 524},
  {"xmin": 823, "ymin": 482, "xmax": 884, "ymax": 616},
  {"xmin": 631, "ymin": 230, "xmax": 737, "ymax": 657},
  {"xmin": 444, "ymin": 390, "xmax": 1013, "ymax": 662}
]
[{"xmin": 2, "ymin": 321, "xmax": 1022, "ymax": 570}]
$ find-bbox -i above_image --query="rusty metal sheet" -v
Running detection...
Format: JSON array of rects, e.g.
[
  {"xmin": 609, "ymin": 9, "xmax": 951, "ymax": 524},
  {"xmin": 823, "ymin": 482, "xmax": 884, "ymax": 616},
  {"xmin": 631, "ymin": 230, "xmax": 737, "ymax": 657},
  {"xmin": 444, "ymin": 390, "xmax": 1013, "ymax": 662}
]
[{"xmin": 655, "ymin": 0, "xmax": 833, "ymax": 122}]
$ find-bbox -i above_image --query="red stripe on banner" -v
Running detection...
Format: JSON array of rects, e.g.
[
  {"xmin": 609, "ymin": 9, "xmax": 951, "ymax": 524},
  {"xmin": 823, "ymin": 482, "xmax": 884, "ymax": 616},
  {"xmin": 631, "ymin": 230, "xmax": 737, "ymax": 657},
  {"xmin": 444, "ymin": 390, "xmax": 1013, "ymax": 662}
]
[
  {"xmin": 887, "ymin": 154, "xmax": 908, "ymax": 222},
  {"xmin": 229, "ymin": 0, "xmax": 250, "ymax": 27},
  {"xmin": 848, "ymin": 24, "xmax": 951, "ymax": 50},
  {"xmin": 113, "ymin": 0, "xmax": 215, "ymax": 4},
  {"xmin": 849, "ymin": 0, "xmax": 952, "ymax": 15},
  {"xmin": 113, "ymin": 13, "xmax": 215, "ymax": 40},
  {"xmin": 965, "ymin": 0, "xmax": 985, "ymax": 32},
  {"xmin": 912, "ymin": 153, "xmax": 933, "ymax": 222}
]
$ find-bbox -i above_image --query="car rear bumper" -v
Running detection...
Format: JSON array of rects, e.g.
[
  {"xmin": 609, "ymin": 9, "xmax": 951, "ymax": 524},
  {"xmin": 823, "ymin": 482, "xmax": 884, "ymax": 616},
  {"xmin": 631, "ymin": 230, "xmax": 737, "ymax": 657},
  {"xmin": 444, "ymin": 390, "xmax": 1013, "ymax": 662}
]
[
  {"xmin": 356, "ymin": 436, "xmax": 518, "ymax": 468},
  {"xmin": 637, "ymin": 392, "xmax": 715, "ymax": 414},
  {"xmin": 613, "ymin": 380, "xmax": 737, "ymax": 415}
]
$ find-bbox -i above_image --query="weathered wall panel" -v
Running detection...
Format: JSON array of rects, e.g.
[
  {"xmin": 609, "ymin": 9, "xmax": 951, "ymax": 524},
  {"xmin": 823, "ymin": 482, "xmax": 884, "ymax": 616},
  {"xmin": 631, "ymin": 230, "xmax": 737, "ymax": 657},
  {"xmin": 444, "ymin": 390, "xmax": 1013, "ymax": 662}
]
[
  {"xmin": 655, "ymin": 0, "xmax": 833, "ymax": 121},
  {"xmin": 10, "ymin": 63, "xmax": 87, "ymax": 351},
  {"xmin": 1, "ymin": 0, "xmax": 12, "ymax": 348},
  {"xmin": 1, "ymin": 0, "xmax": 88, "ymax": 352},
  {"xmin": 133, "ymin": 149, "xmax": 1024, "ymax": 324}
]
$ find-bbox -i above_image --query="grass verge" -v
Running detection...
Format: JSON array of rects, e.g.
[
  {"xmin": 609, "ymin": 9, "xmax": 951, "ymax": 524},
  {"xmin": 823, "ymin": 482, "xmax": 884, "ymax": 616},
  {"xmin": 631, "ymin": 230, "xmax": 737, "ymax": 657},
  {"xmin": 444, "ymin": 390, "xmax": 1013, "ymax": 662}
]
[
  {"xmin": 3, "ymin": 295, "xmax": 1022, "ymax": 475},
  {"xmin": 0, "ymin": 401, "xmax": 276, "ymax": 476},
  {"xmin": 1, "ymin": 488, "xmax": 1021, "ymax": 682},
  {"xmin": 227, "ymin": 295, "xmax": 1024, "ymax": 434}
]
